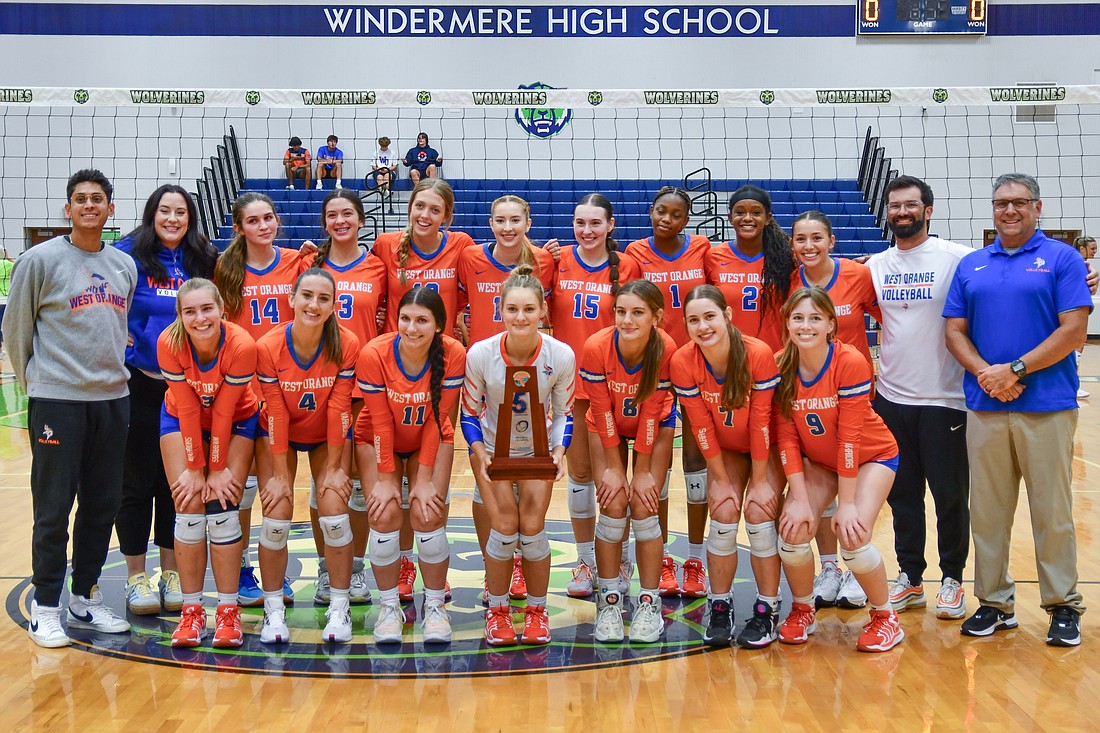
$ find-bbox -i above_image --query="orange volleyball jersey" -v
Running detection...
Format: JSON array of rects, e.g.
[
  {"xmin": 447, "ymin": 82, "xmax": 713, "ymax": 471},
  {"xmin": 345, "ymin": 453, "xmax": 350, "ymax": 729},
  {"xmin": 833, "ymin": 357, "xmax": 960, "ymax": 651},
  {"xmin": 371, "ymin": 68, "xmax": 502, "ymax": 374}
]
[
  {"xmin": 624, "ymin": 235, "xmax": 710, "ymax": 346},
  {"xmin": 318, "ymin": 248, "xmax": 387, "ymax": 346},
  {"xmin": 226, "ymin": 246, "xmax": 308, "ymax": 341},
  {"xmin": 550, "ymin": 244, "xmax": 643, "ymax": 359},
  {"xmin": 792, "ymin": 258, "xmax": 881, "ymax": 365},
  {"xmin": 373, "ymin": 229, "xmax": 474, "ymax": 334},
  {"xmin": 457, "ymin": 243, "xmax": 555, "ymax": 346},
  {"xmin": 705, "ymin": 241, "xmax": 786, "ymax": 352}
]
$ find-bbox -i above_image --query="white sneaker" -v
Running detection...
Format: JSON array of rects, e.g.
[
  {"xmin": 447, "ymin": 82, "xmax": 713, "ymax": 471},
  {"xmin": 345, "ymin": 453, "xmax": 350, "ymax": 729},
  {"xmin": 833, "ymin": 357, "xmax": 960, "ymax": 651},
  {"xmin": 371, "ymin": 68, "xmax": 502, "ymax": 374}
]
[
  {"xmin": 335, "ymin": 179, "xmax": 343, "ymax": 188},
  {"xmin": 629, "ymin": 595, "xmax": 663, "ymax": 643},
  {"xmin": 566, "ymin": 561, "xmax": 595, "ymax": 598},
  {"xmin": 158, "ymin": 570, "xmax": 184, "ymax": 612},
  {"xmin": 936, "ymin": 577, "xmax": 967, "ymax": 619},
  {"xmin": 29, "ymin": 600, "xmax": 70, "ymax": 648},
  {"xmin": 286, "ymin": 185, "xmax": 295, "ymax": 190},
  {"xmin": 813, "ymin": 564, "xmax": 843, "ymax": 608},
  {"xmin": 422, "ymin": 601, "xmax": 452, "ymax": 643},
  {"xmin": 314, "ymin": 569, "xmax": 331, "ymax": 605},
  {"xmin": 125, "ymin": 573, "xmax": 161, "ymax": 615},
  {"xmin": 350, "ymin": 568, "xmax": 372, "ymax": 604},
  {"xmin": 594, "ymin": 598, "xmax": 625, "ymax": 642},
  {"xmin": 316, "ymin": 180, "xmax": 323, "ymax": 190},
  {"xmin": 1078, "ymin": 387, "xmax": 1090, "ymax": 399},
  {"xmin": 68, "ymin": 586, "xmax": 130, "ymax": 633},
  {"xmin": 836, "ymin": 571, "xmax": 868, "ymax": 609},
  {"xmin": 260, "ymin": 604, "xmax": 289, "ymax": 644},
  {"xmin": 888, "ymin": 571, "xmax": 927, "ymax": 611},
  {"xmin": 374, "ymin": 602, "xmax": 404, "ymax": 644},
  {"xmin": 323, "ymin": 599, "xmax": 353, "ymax": 643}
]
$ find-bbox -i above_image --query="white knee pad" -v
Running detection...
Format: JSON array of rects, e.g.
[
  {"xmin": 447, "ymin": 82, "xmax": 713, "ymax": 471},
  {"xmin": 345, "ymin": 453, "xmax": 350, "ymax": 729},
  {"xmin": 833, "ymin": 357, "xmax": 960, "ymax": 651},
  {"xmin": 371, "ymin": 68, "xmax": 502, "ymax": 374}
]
[
  {"xmin": 486, "ymin": 529, "xmax": 519, "ymax": 562},
  {"xmin": 207, "ymin": 511, "xmax": 242, "ymax": 545},
  {"xmin": 319, "ymin": 514, "xmax": 353, "ymax": 548},
  {"xmin": 519, "ymin": 531, "xmax": 551, "ymax": 562},
  {"xmin": 174, "ymin": 514, "xmax": 206, "ymax": 545},
  {"xmin": 368, "ymin": 529, "xmax": 401, "ymax": 566},
  {"xmin": 821, "ymin": 498, "xmax": 838, "ymax": 519},
  {"xmin": 685, "ymin": 469, "xmax": 708, "ymax": 505},
  {"xmin": 259, "ymin": 518, "xmax": 292, "ymax": 551},
  {"xmin": 567, "ymin": 479, "xmax": 597, "ymax": 519},
  {"xmin": 240, "ymin": 476, "xmax": 259, "ymax": 510},
  {"xmin": 348, "ymin": 479, "xmax": 366, "ymax": 512},
  {"xmin": 633, "ymin": 514, "xmax": 663, "ymax": 543},
  {"xmin": 745, "ymin": 521, "xmax": 779, "ymax": 558},
  {"xmin": 840, "ymin": 543, "xmax": 883, "ymax": 575},
  {"xmin": 661, "ymin": 469, "xmax": 671, "ymax": 501},
  {"xmin": 595, "ymin": 514, "xmax": 628, "ymax": 544},
  {"xmin": 779, "ymin": 540, "xmax": 814, "ymax": 567},
  {"xmin": 415, "ymin": 528, "xmax": 450, "ymax": 565},
  {"xmin": 309, "ymin": 476, "xmax": 318, "ymax": 511},
  {"xmin": 706, "ymin": 521, "xmax": 739, "ymax": 557}
]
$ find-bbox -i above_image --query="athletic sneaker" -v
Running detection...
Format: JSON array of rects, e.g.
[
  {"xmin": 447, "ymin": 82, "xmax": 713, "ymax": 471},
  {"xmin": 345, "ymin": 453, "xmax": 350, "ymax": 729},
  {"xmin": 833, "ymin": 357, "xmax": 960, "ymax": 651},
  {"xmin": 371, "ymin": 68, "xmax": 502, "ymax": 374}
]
[
  {"xmin": 397, "ymin": 556, "xmax": 417, "ymax": 602},
  {"xmin": 510, "ymin": 556, "xmax": 528, "ymax": 600},
  {"xmin": 29, "ymin": 600, "xmax": 70, "ymax": 648},
  {"xmin": 159, "ymin": 570, "xmax": 184, "ymax": 612},
  {"xmin": 659, "ymin": 556, "xmax": 680, "ymax": 596},
  {"xmin": 888, "ymin": 572, "xmax": 927, "ymax": 611},
  {"xmin": 778, "ymin": 602, "xmax": 817, "ymax": 644},
  {"xmin": 125, "ymin": 572, "xmax": 161, "ymax": 615},
  {"xmin": 737, "ymin": 599, "xmax": 779, "ymax": 649},
  {"xmin": 172, "ymin": 603, "xmax": 207, "ymax": 648},
  {"xmin": 374, "ymin": 601, "xmax": 405, "ymax": 644},
  {"xmin": 67, "ymin": 587, "xmax": 130, "ymax": 633},
  {"xmin": 681, "ymin": 558, "xmax": 708, "ymax": 598},
  {"xmin": 567, "ymin": 561, "xmax": 595, "ymax": 598},
  {"xmin": 1078, "ymin": 387, "xmax": 1090, "ymax": 400},
  {"xmin": 316, "ymin": 180, "xmax": 323, "ymax": 190},
  {"xmin": 485, "ymin": 605, "xmax": 517, "ymax": 647},
  {"xmin": 238, "ymin": 566, "xmax": 264, "ymax": 607},
  {"xmin": 703, "ymin": 599, "xmax": 734, "ymax": 647},
  {"xmin": 936, "ymin": 578, "xmax": 966, "ymax": 619},
  {"xmin": 813, "ymin": 565, "xmax": 843, "ymax": 609},
  {"xmin": 960, "ymin": 605, "xmax": 1018, "ymax": 637},
  {"xmin": 323, "ymin": 600, "xmax": 353, "ymax": 644},
  {"xmin": 521, "ymin": 604, "xmax": 551, "ymax": 645},
  {"xmin": 836, "ymin": 571, "xmax": 868, "ymax": 609},
  {"xmin": 594, "ymin": 595, "xmax": 625, "ymax": 642},
  {"xmin": 314, "ymin": 569, "xmax": 331, "ymax": 605},
  {"xmin": 260, "ymin": 606, "xmax": 289, "ymax": 644},
  {"xmin": 1046, "ymin": 606, "xmax": 1082, "ymax": 647},
  {"xmin": 857, "ymin": 609, "xmax": 904, "ymax": 652},
  {"xmin": 213, "ymin": 604, "xmax": 244, "ymax": 648},
  {"xmin": 282, "ymin": 578, "xmax": 295, "ymax": 604},
  {"xmin": 350, "ymin": 568, "xmax": 372, "ymax": 604},
  {"xmin": 422, "ymin": 601, "xmax": 452, "ymax": 644},
  {"xmin": 629, "ymin": 594, "xmax": 663, "ymax": 643}
]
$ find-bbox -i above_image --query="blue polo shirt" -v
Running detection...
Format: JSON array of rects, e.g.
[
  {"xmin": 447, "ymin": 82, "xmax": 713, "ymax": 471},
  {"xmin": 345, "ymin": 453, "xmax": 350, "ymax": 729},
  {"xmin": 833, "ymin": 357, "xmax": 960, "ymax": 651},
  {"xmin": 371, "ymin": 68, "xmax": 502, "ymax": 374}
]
[
  {"xmin": 942, "ymin": 229, "xmax": 1091, "ymax": 412},
  {"xmin": 317, "ymin": 146, "xmax": 343, "ymax": 166}
]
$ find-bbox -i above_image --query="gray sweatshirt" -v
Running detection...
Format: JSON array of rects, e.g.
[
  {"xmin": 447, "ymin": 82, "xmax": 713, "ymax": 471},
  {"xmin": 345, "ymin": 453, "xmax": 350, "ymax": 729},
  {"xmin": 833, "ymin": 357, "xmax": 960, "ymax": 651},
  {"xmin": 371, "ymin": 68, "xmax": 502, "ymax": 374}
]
[{"xmin": 1, "ymin": 236, "xmax": 137, "ymax": 400}]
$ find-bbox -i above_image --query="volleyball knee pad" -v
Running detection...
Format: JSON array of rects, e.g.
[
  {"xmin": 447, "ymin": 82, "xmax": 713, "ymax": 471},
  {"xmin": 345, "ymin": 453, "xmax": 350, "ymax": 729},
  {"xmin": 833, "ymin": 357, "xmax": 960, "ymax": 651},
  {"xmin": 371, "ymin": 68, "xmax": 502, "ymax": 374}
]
[
  {"xmin": 821, "ymin": 498, "xmax": 838, "ymax": 519},
  {"xmin": 415, "ymin": 528, "xmax": 450, "ymax": 565},
  {"xmin": 745, "ymin": 521, "xmax": 779, "ymax": 558},
  {"xmin": 486, "ymin": 529, "xmax": 519, "ymax": 562},
  {"xmin": 368, "ymin": 529, "xmax": 402, "ymax": 567},
  {"xmin": 174, "ymin": 514, "xmax": 206, "ymax": 545},
  {"xmin": 207, "ymin": 511, "xmax": 242, "ymax": 545},
  {"xmin": 685, "ymin": 470, "xmax": 708, "ymax": 505},
  {"xmin": 348, "ymin": 479, "xmax": 366, "ymax": 512},
  {"xmin": 259, "ymin": 518, "xmax": 292, "ymax": 551},
  {"xmin": 632, "ymin": 514, "xmax": 663, "ymax": 543},
  {"xmin": 308, "ymin": 477, "xmax": 318, "ymax": 511},
  {"xmin": 519, "ymin": 531, "xmax": 551, "ymax": 562},
  {"xmin": 567, "ymin": 479, "xmax": 597, "ymax": 519},
  {"xmin": 319, "ymin": 514, "xmax": 353, "ymax": 548},
  {"xmin": 840, "ymin": 543, "xmax": 883, "ymax": 575},
  {"xmin": 240, "ymin": 475, "xmax": 259, "ymax": 510},
  {"xmin": 595, "ymin": 514, "xmax": 628, "ymax": 544},
  {"xmin": 706, "ymin": 521, "xmax": 739, "ymax": 557},
  {"xmin": 778, "ymin": 540, "xmax": 814, "ymax": 567},
  {"xmin": 661, "ymin": 469, "xmax": 671, "ymax": 501}
]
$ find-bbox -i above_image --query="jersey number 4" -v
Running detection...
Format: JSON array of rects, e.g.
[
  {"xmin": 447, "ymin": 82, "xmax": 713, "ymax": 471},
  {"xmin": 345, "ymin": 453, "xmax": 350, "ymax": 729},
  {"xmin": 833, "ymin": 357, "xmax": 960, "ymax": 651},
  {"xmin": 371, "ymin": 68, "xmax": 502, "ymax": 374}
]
[{"xmin": 298, "ymin": 392, "xmax": 317, "ymax": 411}]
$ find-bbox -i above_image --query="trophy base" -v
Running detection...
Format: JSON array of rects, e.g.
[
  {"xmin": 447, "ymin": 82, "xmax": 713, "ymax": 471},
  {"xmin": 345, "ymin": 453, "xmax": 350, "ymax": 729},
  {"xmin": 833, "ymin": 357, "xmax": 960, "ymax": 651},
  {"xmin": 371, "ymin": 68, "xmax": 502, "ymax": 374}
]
[{"xmin": 487, "ymin": 457, "xmax": 558, "ymax": 482}]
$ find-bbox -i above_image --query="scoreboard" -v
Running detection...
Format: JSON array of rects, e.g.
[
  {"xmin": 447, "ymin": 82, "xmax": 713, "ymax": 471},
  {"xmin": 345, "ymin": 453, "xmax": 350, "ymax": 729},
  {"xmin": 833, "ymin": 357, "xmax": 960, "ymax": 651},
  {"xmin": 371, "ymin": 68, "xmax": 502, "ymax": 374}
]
[{"xmin": 857, "ymin": 0, "xmax": 987, "ymax": 35}]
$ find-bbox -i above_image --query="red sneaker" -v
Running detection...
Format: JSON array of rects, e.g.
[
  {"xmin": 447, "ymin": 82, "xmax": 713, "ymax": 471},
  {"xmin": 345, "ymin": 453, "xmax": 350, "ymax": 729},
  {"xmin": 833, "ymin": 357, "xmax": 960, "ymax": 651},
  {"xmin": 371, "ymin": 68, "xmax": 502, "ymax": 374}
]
[
  {"xmin": 397, "ymin": 556, "xmax": 417, "ymax": 602},
  {"xmin": 485, "ymin": 605, "xmax": 517, "ymax": 646},
  {"xmin": 171, "ymin": 603, "xmax": 206, "ymax": 648},
  {"xmin": 779, "ymin": 602, "xmax": 817, "ymax": 645},
  {"xmin": 681, "ymin": 558, "xmax": 708, "ymax": 598},
  {"xmin": 212, "ymin": 604, "xmax": 244, "ymax": 648},
  {"xmin": 521, "ymin": 604, "xmax": 551, "ymax": 645},
  {"xmin": 509, "ymin": 557, "xmax": 528, "ymax": 600},
  {"xmin": 659, "ymin": 556, "xmax": 680, "ymax": 597},
  {"xmin": 858, "ymin": 609, "xmax": 905, "ymax": 652}
]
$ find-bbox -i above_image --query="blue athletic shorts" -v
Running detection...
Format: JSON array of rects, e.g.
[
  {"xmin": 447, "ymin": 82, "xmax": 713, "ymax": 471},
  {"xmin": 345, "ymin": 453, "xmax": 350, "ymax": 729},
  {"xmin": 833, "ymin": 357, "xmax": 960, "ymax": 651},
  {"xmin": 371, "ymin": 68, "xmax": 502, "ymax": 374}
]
[{"xmin": 159, "ymin": 404, "xmax": 259, "ymax": 441}]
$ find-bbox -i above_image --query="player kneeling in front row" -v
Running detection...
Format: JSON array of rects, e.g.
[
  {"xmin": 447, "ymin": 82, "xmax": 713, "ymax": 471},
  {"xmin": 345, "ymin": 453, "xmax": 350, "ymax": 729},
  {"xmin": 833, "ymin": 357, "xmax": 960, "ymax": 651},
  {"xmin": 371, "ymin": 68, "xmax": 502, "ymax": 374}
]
[
  {"xmin": 158, "ymin": 280, "xmax": 259, "ymax": 648},
  {"xmin": 774, "ymin": 288, "xmax": 903, "ymax": 653},
  {"xmin": 357, "ymin": 287, "xmax": 465, "ymax": 644}
]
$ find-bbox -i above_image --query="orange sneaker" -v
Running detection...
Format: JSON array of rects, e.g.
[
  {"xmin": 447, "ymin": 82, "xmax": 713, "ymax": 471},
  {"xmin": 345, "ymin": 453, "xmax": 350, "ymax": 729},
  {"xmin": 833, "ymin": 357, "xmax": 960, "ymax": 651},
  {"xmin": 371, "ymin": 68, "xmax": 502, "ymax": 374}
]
[
  {"xmin": 659, "ymin": 556, "xmax": 680, "ymax": 596},
  {"xmin": 681, "ymin": 558, "xmax": 708, "ymax": 598},
  {"xmin": 509, "ymin": 557, "xmax": 528, "ymax": 600},
  {"xmin": 397, "ymin": 556, "xmax": 417, "ymax": 602},
  {"xmin": 858, "ymin": 609, "xmax": 905, "ymax": 652},
  {"xmin": 213, "ymin": 604, "xmax": 244, "ymax": 648},
  {"xmin": 779, "ymin": 602, "xmax": 817, "ymax": 645},
  {"xmin": 521, "ymin": 604, "xmax": 551, "ymax": 645},
  {"xmin": 485, "ymin": 605, "xmax": 517, "ymax": 646},
  {"xmin": 171, "ymin": 603, "xmax": 206, "ymax": 648}
]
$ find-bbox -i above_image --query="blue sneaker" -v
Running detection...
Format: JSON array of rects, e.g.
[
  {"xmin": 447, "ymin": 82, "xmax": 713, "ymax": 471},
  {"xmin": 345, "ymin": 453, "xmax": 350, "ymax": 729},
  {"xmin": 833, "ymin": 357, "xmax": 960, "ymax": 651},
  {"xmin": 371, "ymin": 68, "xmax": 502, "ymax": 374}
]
[
  {"xmin": 282, "ymin": 577, "xmax": 295, "ymax": 604},
  {"xmin": 238, "ymin": 566, "xmax": 263, "ymax": 607}
]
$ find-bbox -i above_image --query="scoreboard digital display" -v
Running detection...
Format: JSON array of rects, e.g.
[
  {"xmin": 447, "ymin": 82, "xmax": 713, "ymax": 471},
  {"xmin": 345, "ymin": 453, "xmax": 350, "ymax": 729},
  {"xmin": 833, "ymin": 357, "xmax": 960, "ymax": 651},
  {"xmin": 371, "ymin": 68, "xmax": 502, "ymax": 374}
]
[{"xmin": 857, "ymin": 0, "xmax": 987, "ymax": 35}]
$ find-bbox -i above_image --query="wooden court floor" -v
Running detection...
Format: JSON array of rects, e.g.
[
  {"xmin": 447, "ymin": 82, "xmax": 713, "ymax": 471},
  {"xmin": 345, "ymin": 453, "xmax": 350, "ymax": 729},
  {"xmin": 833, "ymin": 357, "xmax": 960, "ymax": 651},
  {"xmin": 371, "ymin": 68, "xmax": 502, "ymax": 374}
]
[{"xmin": 2, "ymin": 347, "xmax": 1100, "ymax": 732}]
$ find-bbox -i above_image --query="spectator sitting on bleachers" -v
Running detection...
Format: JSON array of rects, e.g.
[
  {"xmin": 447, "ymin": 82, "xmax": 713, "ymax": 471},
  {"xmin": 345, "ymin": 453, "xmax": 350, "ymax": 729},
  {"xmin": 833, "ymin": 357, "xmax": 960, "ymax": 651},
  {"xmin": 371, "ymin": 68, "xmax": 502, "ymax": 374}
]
[
  {"xmin": 283, "ymin": 136, "xmax": 311, "ymax": 190},
  {"xmin": 403, "ymin": 132, "xmax": 442, "ymax": 185},
  {"xmin": 371, "ymin": 136, "xmax": 399, "ymax": 201},
  {"xmin": 315, "ymin": 134, "xmax": 344, "ymax": 190}
]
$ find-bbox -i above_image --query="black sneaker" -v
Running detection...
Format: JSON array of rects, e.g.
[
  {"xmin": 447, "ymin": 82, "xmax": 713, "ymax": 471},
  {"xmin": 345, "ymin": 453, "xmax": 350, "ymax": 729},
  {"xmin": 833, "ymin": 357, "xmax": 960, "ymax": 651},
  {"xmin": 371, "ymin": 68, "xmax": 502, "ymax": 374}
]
[
  {"xmin": 961, "ymin": 605, "xmax": 1018, "ymax": 637},
  {"xmin": 1046, "ymin": 606, "xmax": 1082, "ymax": 647},
  {"xmin": 703, "ymin": 600, "xmax": 734, "ymax": 647},
  {"xmin": 736, "ymin": 599, "xmax": 779, "ymax": 649}
]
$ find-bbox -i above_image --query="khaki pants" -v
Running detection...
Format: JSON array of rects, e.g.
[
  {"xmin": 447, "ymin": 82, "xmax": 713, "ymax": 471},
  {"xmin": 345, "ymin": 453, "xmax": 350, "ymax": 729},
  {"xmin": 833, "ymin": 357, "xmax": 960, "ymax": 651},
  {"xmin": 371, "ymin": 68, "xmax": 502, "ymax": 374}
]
[{"xmin": 967, "ymin": 409, "xmax": 1084, "ymax": 614}]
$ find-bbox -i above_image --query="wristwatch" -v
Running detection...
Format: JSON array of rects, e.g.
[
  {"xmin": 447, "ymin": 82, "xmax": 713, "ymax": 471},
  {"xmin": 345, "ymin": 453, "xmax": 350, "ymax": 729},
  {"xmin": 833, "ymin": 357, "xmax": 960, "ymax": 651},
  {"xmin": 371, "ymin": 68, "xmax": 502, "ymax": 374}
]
[{"xmin": 1010, "ymin": 359, "xmax": 1028, "ymax": 379}]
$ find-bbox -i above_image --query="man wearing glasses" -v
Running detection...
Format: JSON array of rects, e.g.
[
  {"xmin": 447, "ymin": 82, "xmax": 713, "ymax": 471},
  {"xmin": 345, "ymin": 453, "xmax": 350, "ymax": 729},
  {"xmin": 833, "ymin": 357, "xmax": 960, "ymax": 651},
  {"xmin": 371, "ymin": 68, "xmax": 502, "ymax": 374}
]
[{"xmin": 943, "ymin": 173, "xmax": 1090, "ymax": 646}]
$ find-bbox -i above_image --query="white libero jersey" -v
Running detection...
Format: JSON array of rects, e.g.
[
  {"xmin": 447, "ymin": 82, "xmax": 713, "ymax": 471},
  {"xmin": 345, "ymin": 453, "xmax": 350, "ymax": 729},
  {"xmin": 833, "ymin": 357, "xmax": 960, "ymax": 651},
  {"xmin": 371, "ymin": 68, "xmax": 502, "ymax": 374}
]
[
  {"xmin": 462, "ymin": 332, "xmax": 575, "ymax": 455},
  {"xmin": 866, "ymin": 236, "xmax": 971, "ymax": 411}
]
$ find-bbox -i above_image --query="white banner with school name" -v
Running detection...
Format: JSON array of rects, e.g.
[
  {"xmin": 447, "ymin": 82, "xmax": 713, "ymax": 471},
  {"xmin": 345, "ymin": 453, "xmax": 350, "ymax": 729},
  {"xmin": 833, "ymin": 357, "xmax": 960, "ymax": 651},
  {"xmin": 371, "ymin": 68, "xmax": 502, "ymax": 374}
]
[{"xmin": 0, "ymin": 86, "xmax": 1095, "ymax": 109}]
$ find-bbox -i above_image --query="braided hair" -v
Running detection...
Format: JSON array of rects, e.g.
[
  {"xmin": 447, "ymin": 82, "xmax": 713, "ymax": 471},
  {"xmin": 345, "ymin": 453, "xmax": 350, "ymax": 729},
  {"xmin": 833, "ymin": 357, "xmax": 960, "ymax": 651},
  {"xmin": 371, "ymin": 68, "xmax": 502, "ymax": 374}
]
[
  {"xmin": 575, "ymin": 193, "xmax": 622, "ymax": 294},
  {"xmin": 397, "ymin": 286, "xmax": 449, "ymax": 435},
  {"xmin": 397, "ymin": 179, "xmax": 454, "ymax": 285}
]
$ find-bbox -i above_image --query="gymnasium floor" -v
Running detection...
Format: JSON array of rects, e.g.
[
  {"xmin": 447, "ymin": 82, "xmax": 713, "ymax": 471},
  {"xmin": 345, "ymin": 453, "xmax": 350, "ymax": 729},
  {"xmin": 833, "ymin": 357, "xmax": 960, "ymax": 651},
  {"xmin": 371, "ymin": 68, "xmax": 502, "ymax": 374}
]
[{"xmin": 1, "ymin": 347, "xmax": 1098, "ymax": 732}]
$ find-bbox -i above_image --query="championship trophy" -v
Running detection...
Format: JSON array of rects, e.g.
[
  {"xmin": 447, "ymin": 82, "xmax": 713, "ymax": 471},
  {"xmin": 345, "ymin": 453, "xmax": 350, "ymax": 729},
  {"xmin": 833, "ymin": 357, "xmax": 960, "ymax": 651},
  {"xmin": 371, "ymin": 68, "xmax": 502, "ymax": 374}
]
[{"xmin": 487, "ymin": 366, "xmax": 558, "ymax": 481}]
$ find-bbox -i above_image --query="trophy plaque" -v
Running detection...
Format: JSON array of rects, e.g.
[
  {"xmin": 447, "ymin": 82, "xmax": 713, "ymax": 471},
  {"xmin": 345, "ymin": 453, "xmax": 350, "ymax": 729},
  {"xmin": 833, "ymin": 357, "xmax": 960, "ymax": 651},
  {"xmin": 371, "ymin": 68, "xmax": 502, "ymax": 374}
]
[{"xmin": 487, "ymin": 365, "xmax": 558, "ymax": 481}]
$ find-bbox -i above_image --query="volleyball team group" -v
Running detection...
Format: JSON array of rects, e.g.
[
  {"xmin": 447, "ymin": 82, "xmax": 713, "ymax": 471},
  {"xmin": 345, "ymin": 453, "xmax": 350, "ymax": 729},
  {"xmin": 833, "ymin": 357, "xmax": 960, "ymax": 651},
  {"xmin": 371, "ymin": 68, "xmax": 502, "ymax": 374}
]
[{"xmin": 8, "ymin": 167, "xmax": 1089, "ymax": 657}]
